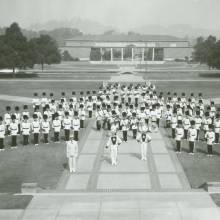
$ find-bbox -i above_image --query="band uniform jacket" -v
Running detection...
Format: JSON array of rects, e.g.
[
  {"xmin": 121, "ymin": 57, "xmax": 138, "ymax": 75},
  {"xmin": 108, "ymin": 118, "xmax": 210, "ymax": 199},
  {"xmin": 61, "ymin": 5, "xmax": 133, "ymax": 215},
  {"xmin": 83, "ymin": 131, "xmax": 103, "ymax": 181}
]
[{"xmin": 66, "ymin": 140, "xmax": 78, "ymax": 157}]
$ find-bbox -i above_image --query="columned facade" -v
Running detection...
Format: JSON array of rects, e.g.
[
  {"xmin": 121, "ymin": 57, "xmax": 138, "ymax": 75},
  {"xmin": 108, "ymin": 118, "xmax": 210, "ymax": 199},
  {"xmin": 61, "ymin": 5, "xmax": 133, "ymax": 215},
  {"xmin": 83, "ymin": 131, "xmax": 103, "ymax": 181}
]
[{"xmin": 91, "ymin": 47, "xmax": 165, "ymax": 62}]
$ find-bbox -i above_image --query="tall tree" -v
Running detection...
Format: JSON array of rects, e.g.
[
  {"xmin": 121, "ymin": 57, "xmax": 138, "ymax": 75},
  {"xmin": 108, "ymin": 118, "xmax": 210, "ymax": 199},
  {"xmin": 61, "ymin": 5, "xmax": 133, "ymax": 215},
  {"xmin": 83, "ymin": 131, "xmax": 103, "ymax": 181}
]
[
  {"xmin": 30, "ymin": 35, "xmax": 61, "ymax": 71},
  {"xmin": 1, "ymin": 22, "xmax": 28, "ymax": 75}
]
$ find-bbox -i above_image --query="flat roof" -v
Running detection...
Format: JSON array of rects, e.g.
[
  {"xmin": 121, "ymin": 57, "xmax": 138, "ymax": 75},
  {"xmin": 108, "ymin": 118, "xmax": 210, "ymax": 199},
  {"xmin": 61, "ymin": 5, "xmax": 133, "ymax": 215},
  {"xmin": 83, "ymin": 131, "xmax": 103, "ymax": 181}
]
[{"xmin": 65, "ymin": 34, "xmax": 188, "ymax": 43}]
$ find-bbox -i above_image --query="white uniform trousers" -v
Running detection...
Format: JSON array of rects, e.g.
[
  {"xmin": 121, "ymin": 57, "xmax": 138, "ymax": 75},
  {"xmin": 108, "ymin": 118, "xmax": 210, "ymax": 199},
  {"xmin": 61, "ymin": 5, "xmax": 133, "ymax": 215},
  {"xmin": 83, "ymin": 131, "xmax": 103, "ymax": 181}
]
[
  {"xmin": 141, "ymin": 142, "xmax": 147, "ymax": 160},
  {"xmin": 68, "ymin": 156, "xmax": 77, "ymax": 172},
  {"xmin": 110, "ymin": 145, "xmax": 118, "ymax": 165}
]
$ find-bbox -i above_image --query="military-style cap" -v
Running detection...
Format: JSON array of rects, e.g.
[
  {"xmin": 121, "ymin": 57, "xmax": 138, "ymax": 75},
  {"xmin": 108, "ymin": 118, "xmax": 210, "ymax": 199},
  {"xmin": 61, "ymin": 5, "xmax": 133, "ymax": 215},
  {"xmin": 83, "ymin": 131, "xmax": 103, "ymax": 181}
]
[
  {"xmin": 190, "ymin": 120, "xmax": 195, "ymax": 125},
  {"xmin": 122, "ymin": 112, "xmax": 127, "ymax": 117},
  {"xmin": 43, "ymin": 114, "xmax": 48, "ymax": 119},
  {"xmin": 205, "ymin": 112, "xmax": 210, "ymax": 117},
  {"xmin": 208, "ymin": 124, "xmax": 213, "ymax": 129},
  {"xmin": 23, "ymin": 115, "xmax": 28, "ymax": 120},
  {"xmin": 11, "ymin": 114, "xmax": 16, "ymax": 120},
  {"xmin": 6, "ymin": 106, "xmax": 11, "ymax": 111}
]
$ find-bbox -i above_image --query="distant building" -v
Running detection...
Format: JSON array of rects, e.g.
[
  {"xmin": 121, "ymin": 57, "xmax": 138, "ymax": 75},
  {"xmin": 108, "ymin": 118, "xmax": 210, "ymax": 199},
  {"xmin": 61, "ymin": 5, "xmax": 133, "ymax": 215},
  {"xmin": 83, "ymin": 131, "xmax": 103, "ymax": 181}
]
[{"xmin": 61, "ymin": 35, "xmax": 193, "ymax": 64}]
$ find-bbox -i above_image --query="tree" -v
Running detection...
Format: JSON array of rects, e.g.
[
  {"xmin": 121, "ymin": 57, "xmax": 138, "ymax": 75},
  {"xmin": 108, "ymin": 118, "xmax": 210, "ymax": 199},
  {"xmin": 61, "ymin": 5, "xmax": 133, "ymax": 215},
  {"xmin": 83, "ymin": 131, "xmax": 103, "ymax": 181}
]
[
  {"xmin": 1, "ymin": 23, "xmax": 29, "ymax": 76},
  {"xmin": 62, "ymin": 50, "xmax": 74, "ymax": 61},
  {"xmin": 30, "ymin": 35, "xmax": 61, "ymax": 71},
  {"xmin": 193, "ymin": 35, "xmax": 216, "ymax": 68}
]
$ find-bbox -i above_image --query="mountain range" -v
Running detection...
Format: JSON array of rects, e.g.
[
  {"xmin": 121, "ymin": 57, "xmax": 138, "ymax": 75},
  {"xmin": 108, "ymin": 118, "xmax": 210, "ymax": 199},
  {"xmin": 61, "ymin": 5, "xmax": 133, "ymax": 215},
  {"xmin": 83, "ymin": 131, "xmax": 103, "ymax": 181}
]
[{"xmin": 29, "ymin": 17, "xmax": 220, "ymax": 38}]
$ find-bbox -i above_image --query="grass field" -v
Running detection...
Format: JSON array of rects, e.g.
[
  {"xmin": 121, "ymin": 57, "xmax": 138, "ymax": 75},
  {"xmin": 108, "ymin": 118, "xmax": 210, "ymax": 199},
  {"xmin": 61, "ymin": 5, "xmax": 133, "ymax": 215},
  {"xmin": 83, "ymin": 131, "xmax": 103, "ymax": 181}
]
[{"xmin": 164, "ymin": 127, "xmax": 220, "ymax": 189}]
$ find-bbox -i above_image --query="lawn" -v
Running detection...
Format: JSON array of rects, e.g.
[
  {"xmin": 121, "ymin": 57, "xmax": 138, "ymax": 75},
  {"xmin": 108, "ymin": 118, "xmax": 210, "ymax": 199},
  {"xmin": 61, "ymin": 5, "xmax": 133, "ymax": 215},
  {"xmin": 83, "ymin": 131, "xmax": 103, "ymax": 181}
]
[{"xmin": 164, "ymin": 127, "xmax": 220, "ymax": 189}]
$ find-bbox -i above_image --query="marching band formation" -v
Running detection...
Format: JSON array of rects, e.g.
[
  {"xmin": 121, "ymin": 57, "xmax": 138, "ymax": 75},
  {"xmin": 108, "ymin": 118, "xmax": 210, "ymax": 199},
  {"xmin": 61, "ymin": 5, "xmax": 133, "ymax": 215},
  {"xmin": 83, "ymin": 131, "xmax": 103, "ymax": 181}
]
[{"xmin": 0, "ymin": 81, "xmax": 219, "ymax": 163}]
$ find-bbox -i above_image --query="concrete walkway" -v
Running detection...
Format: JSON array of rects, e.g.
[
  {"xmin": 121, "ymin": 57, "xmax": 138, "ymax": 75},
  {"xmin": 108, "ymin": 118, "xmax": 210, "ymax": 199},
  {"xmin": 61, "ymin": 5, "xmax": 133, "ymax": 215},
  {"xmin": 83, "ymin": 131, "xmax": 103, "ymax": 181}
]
[
  {"xmin": 2, "ymin": 192, "xmax": 219, "ymax": 220},
  {"xmin": 56, "ymin": 127, "xmax": 190, "ymax": 192},
  {"xmin": 0, "ymin": 94, "xmax": 32, "ymax": 103}
]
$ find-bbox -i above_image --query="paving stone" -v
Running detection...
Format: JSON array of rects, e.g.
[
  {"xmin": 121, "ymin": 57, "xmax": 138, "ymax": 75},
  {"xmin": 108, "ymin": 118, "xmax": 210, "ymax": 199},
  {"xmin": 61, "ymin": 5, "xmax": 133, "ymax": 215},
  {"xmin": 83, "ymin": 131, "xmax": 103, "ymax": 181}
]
[
  {"xmin": 59, "ymin": 202, "xmax": 100, "ymax": 215},
  {"xmin": 101, "ymin": 200, "xmax": 139, "ymax": 210},
  {"xmin": 140, "ymin": 208, "xmax": 182, "ymax": 220},
  {"xmin": 77, "ymin": 155, "xmax": 96, "ymax": 172},
  {"xmin": 154, "ymin": 155, "xmax": 176, "ymax": 172},
  {"xmin": 158, "ymin": 174, "xmax": 182, "ymax": 189},
  {"xmin": 22, "ymin": 209, "xmax": 58, "ymax": 220},
  {"xmin": 87, "ymin": 130, "xmax": 103, "ymax": 140},
  {"xmin": 56, "ymin": 215, "xmax": 98, "ymax": 220},
  {"xmin": 149, "ymin": 131, "xmax": 164, "ymax": 140},
  {"xmin": 0, "ymin": 210, "xmax": 24, "ymax": 220},
  {"xmin": 99, "ymin": 212, "xmax": 140, "ymax": 220},
  {"xmin": 151, "ymin": 140, "xmax": 168, "ymax": 154},
  {"xmin": 117, "ymin": 140, "xmax": 140, "ymax": 154},
  {"xmin": 65, "ymin": 174, "xmax": 90, "ymax": 190},
  {"xmin": 28, "ymin": 196, "xmax": 65, "ymax": 209},
  {"xmin": 81, "ymin": 140, "xmax": 100, "ymax": 153},
  {"xmin": 100, "ymin": 154, "xmax": 148, "ymax": 172},
  {"xmin": 97, "ymin": 174, "xmax": 151, "ymax": 189}
]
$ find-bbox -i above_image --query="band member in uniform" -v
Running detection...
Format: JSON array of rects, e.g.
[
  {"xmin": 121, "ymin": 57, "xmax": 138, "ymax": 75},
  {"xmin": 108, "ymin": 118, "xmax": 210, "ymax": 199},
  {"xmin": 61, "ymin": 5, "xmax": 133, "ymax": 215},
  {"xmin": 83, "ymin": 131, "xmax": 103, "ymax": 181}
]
[
  {"xmin": 106, "ymin": 132, "xmax": 122, "ymax": 166},
  {"xmin": 42, "ymin": 114, "xmax": 50, "ymax": 144},
  {"xmin": 4, "ymin": 106, "xmax": 11, "ymax": 135},
  {"xmin": 63, "ymin": 111, "xmax": 72, "ymax": 141},
  {"xmin": 32, "ymin": 114, "xmax": 41, "ymax": 146},
  {"xmin": 187, "ymin": 121, "xmax": 197, "ymax": 155},
  {"xmin": 120, "ymin": 112, "xmax": 129, "ymax": 142},
  {"xmin": 183, "ymin": 111, "xmax": 191, "ymax": 139},
  {"xmin": 21, "ymin": 115, "xmax": 31, "ymax": 146},
  {"xmin": 14, "ymin": 106, "xmax": 21, "ymax": 134},
  {"xmin": 214, "ymin": 113, "xmax": 220, "ymax": 144},
  {"xmin": 66, "ymin": 135, "xmax": 78, "ymax": 173},
  {"xmin": 79, "ymin": 104, "xmax": 86, "ymax": 128},
  {"xmin": 171, "ymin": 110, "xmax": 178, "ymax": 138},
  {"xmin": 175, "ymin": 121, "xmax": 184, "ymax": 153},
  {"xmin": 0, "ymin": 117, "xmax": 5, "ymax": 151},
  {"xmin": 194, "ymin": 110, "xmax": 202, "ymax": 141},
  {"xmin": 136, "ymin": 131, "xmax": 151, "ymax": 160},
  {"xmin": 52, "ymin": 113, "xmax": 61, "ymax": 143},
  {"xmin": 9, "ymin": 115, "xmax": 18, "ymax": 148},
  {"xmin": 72, "ymin": 111, "xmax": 80, "ymax": 141},
  {"xmin": 130, "ymin": 112, "xmax": 138, "ymax": 139},
  {"xmin": 205, "ymin": 124, "xmax": 215, "ymax": 157},
  {"xmin": 95, "ymin": 106, "xmax": 102, "ymax": 130}
]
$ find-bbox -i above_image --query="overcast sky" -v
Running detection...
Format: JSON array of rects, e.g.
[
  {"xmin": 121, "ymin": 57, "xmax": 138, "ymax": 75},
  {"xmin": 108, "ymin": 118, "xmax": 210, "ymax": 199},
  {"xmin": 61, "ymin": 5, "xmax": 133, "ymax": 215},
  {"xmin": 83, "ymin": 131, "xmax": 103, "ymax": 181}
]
[{"xmin": 0, "ymin": 0, "xmax": 219, "ymax": 31}]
